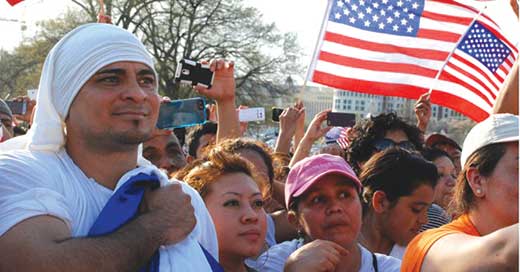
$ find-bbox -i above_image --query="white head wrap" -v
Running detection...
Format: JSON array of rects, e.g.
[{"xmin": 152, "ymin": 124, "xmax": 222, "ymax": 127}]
[{"xmin": 25, "ymin": 23, "xmax": 156, "ymax": 151}]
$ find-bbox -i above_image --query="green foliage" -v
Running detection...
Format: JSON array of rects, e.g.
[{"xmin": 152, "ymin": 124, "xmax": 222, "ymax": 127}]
[{"xmin": 0, "ymin": 10, "xmax": 87, "ymax": 99}]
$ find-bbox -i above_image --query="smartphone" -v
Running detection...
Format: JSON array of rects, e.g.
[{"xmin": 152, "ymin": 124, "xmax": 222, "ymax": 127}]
[
  {"xmin": 327, "ymin": 112, "xmax": 356, "ymax": 127},
  {"xmin": 156, "ymin": 97, "xmax": 207, "ymax": 129},
  {"xmin": 272, "ymin": 107, "xmax": 284, "ymax": 122},
  {"xmin": 6, "ymin": 101, "xmax": 27, "ymax": 115},
  {"xmin": 174, "ymin": 59, "xmax": 214, "ymax": 88},
  {"xmin": 238, "ymin": 107, "xmax": 265, "ymax": 122}
]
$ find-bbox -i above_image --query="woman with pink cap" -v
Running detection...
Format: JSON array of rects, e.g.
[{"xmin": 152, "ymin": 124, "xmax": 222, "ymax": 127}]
[{"xmin": 248, "ymin": 154, "xmax": 401, "ymax": 272}]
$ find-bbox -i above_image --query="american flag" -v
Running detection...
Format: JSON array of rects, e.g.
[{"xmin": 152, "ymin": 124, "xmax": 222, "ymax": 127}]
[
  {"xmin": 6, "ymin": 0, "xmax": 23, "ymax": 6},
  {"xmin": 309, "ymin": 0, "xmax": 518, "ymax": 122},
  {"xmin": 337, "ymin": 127, "xmax": 351, "ymax": 149}
]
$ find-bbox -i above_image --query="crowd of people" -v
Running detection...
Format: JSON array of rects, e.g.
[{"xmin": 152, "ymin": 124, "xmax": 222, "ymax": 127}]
[{"xmin": 0, "ymin": 13, "xmax": 518, "ymax": 272}]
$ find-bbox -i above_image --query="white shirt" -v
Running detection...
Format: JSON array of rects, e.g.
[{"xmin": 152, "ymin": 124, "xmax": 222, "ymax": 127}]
[
  {"xmin": 389, "ymin": 244, "xmax": 407, "ymax": 260},
  {"xmin": 247, "ymin": 239, "xmax": 401, "ymax": 272},
  {"xmin": 0, "ymin": 149, "xmax": 218, "ymax": 271}
]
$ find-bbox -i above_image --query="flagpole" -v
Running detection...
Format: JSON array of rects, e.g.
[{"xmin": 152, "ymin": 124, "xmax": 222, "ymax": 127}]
[
  {"xmin": 300, "ymin": 0, "xmax": 333, "ymax": 95},
  {"xmin": 428, "ymin": 5, "xmax": 487, "ymax": 95}
]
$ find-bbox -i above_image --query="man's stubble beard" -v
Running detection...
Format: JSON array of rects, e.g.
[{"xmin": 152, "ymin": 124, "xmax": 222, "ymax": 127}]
[{"xmin": 87, "ymin": 120, "xmax": 154, "ymax": 152}]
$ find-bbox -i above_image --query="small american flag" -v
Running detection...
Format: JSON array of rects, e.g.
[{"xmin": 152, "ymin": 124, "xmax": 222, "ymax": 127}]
[
  {"xmin": 336, "ymin": 127, "xmax": 351, "ymax": 150},
  {"xmin": 309, "ymin": 0, "xmax": 518, "ymax": 122}
]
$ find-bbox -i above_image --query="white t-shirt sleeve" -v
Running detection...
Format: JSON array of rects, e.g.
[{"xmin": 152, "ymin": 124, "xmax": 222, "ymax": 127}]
[{"xmin": 0, "ymin": 152, "xmax": 73, "ymax": 236}]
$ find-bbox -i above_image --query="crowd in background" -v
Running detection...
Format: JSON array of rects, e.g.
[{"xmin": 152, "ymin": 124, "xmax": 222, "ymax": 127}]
[{"xmin": 0, "ymin": 13, "xmax": 518, "ymax": 272}]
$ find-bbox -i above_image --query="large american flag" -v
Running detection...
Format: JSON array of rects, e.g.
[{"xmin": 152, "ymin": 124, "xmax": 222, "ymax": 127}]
[
  {"xmin": 6, "ymin": 0, "xmax": 23, "ymax": 6},
  {"xmin": 309, "ymin": 0, "xmax": 518, "ymax": 122}
]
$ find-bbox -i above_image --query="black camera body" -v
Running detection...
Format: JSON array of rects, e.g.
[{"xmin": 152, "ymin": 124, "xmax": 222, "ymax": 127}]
[{"xmin": 175, "ymin": 59, "xmax": 214, "ymax": 89}]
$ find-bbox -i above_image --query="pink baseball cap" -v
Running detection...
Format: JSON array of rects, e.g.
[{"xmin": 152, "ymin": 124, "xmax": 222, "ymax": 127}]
[{"xmin": 285, "ymin": 154, "xmax": 361, "ymax": 209}]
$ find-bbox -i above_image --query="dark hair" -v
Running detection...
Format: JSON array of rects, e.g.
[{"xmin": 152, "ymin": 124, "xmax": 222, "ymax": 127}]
[
  {"xmin": 450, "ymin": 143, "xmax": 507, "ymax": 216},
  {"xmin": 359, "ymin": 147, "xmax": 438, "ymax": 214},
  {"xmin": 183, "ymin": 148, "xmax": 266, "ymax": 199},
  {"xmin": 422, "ymin": 147, "xmax": 452, "ymax": 163},
  {"xmin": 347, "ymin": 113, "xmax": 424, "ymax": 174},
  {"xmin": 186, "ymin": 121, "xmax": 218, "ymax": 157},
  {"xmin": 173, "ymin": 127, "xmax": 186, "ymax": 147},
  {"xmin": 218, "ymin": 138, "xmax": 274, "ymax": 184}
]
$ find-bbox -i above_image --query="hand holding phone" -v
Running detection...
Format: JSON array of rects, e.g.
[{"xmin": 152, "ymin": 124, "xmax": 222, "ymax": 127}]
[
  {"xmin": 326, "ymin": 112, "xmax": 356, "ymax": 127},
  {"xmin": 6, "ymin": 100, "xmax": 27, "ymax": 115}
]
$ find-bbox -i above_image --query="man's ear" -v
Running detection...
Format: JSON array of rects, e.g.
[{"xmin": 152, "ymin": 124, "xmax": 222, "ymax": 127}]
[
  {"xmin": 466, "ymin": 167, "xmax": 486, "ymax": 197},
  {"xmin": 287, "ymin": 210, "xmax": 300, "ymax": 229},
  {"xmin": 372, "ymin": 191, "xmax": 389, "ymax": 213}
]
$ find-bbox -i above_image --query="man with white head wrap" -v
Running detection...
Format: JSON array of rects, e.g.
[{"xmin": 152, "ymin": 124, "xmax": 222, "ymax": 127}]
[{"xmin": 0, "ymin": 23, "xmax": 224, "ymax": 271}]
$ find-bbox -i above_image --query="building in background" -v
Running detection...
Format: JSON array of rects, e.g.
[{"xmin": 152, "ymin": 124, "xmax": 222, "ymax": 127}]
[
  {"xmin": 332, "ymin": 90, "xmax": 467, "ymax": 122},
  {"xmin": 297, "ymin": 85, "xmax": 334, "ymax": 124}
]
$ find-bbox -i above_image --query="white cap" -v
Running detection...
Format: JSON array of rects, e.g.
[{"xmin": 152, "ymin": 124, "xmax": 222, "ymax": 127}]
[{"xmin": 461, "ymin": 114, "xmax": 519, "ymax": 167}]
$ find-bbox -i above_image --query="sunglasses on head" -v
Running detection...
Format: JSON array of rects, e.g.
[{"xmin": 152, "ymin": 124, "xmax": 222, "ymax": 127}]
[{"xmin": 372, "ymin": 138, "xmax": 416, "ymax": 152}]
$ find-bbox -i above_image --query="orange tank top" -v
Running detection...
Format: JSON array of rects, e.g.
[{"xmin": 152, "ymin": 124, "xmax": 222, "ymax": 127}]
[{"xmin": 401, "ymin": 213, "xmax": 480, "ymax": 272}]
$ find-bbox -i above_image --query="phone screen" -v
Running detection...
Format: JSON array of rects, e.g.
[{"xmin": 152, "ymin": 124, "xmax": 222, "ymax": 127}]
[
  {"xmin": 156, "ymin": 97, "xmax": 207, "ymax": 129},
  {"xmin": 6, "ymin": 101, "xmax": 27, "ymax": 115},
  {"xmin": 327, "ymin": 112, "xmax": 356, "ymax": 127}
]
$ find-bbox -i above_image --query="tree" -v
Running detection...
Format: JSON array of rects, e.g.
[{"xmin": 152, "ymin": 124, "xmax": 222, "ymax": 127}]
[
  {"xmin": 0, "ymin": 11, "xmax": 87, "ymax": 99},
  {"xmin": 71, "ymin": 0, "xmax": 303, "ymax": 103}
]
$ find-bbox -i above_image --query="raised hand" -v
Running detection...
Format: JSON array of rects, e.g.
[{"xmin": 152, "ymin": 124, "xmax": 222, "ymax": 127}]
[
  {"xmin": 194, "ymin": 59, "xmax": 236, "ymax": 103},
  {"xmin": 414, "ymin": 92, "xmax": 431, "ymax": 132},
  {"xmin": 303, "ymin": 109, "xmax": 332, "ymax": 143}
]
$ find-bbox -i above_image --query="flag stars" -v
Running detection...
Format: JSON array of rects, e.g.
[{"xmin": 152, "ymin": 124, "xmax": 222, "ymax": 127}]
[
  {"xmin": 337, "ymin": 0, "xmax": 344, "ymax": 7},
  {"xmin": 394, "ymin": 11, "xmax": 400, "ymax": 18},
  {"xmin": 372, "ymin": 14, "xmax": 380, "ymax": 22},
  {"xmin": 364, "ymin": 20, "xmax": 371, "ymax": 27},
  {"xmin": 358, "ymin": 12, "xmax": 365, "ymax": 19},
  {"xmin": 382, "ymin": 0, "xmax": 389, "ymax": 4},
  {"xmin": 366, "ymin": 7, "xmax": 373, "ymax": 14},
  {"xmin": 379, "ymin": 22, "xmax": 385, "ymax": 29},
  {"xmin": 343, "ymin": 8, "xmax": 350, "ymax": 15},
  {"xmin": 388, "ymin": 5, "xmax": 394, "ymax": 10},
  {"xmin": 359, "ymin": 0, "xmax": 365, "ymax": 6},
  {"xmin": 380, "ymin": 10, "xmax": 386, "ymax": 16},
  {"xmin": 412, "ymin": 2, "xmax": 419, "ymax": 9},
  {"xmin": 387, "ymin": 17, "xmax": 394, "ymax": 23},
  {"xmin": 351, "ymin": 4, "xmax": 358, "ymax": 11},
  {"xmin": 372, "ymin": 2, "xmax": 379, "ymax": 8},
  {"xmin": 349, "ymin": 17, "xmax": 357, "ymax": 23},
  {"xmin": 335, "ymin": 12, "xmax": 342, "ymax": 19},
  {"xmin": 393, "ymin": 24, "xmax": 399, "ymax": 31},
  {"xmin": 407, "ymin": 26, "xmax": 413, "ymax": 32},
  {"xmin": 397, "ymin": 0, "xmax": 404, "ymax": 7},
  {"xmin": 401, "ymin": 18, "xmax": 408, "ymax": 25}
]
